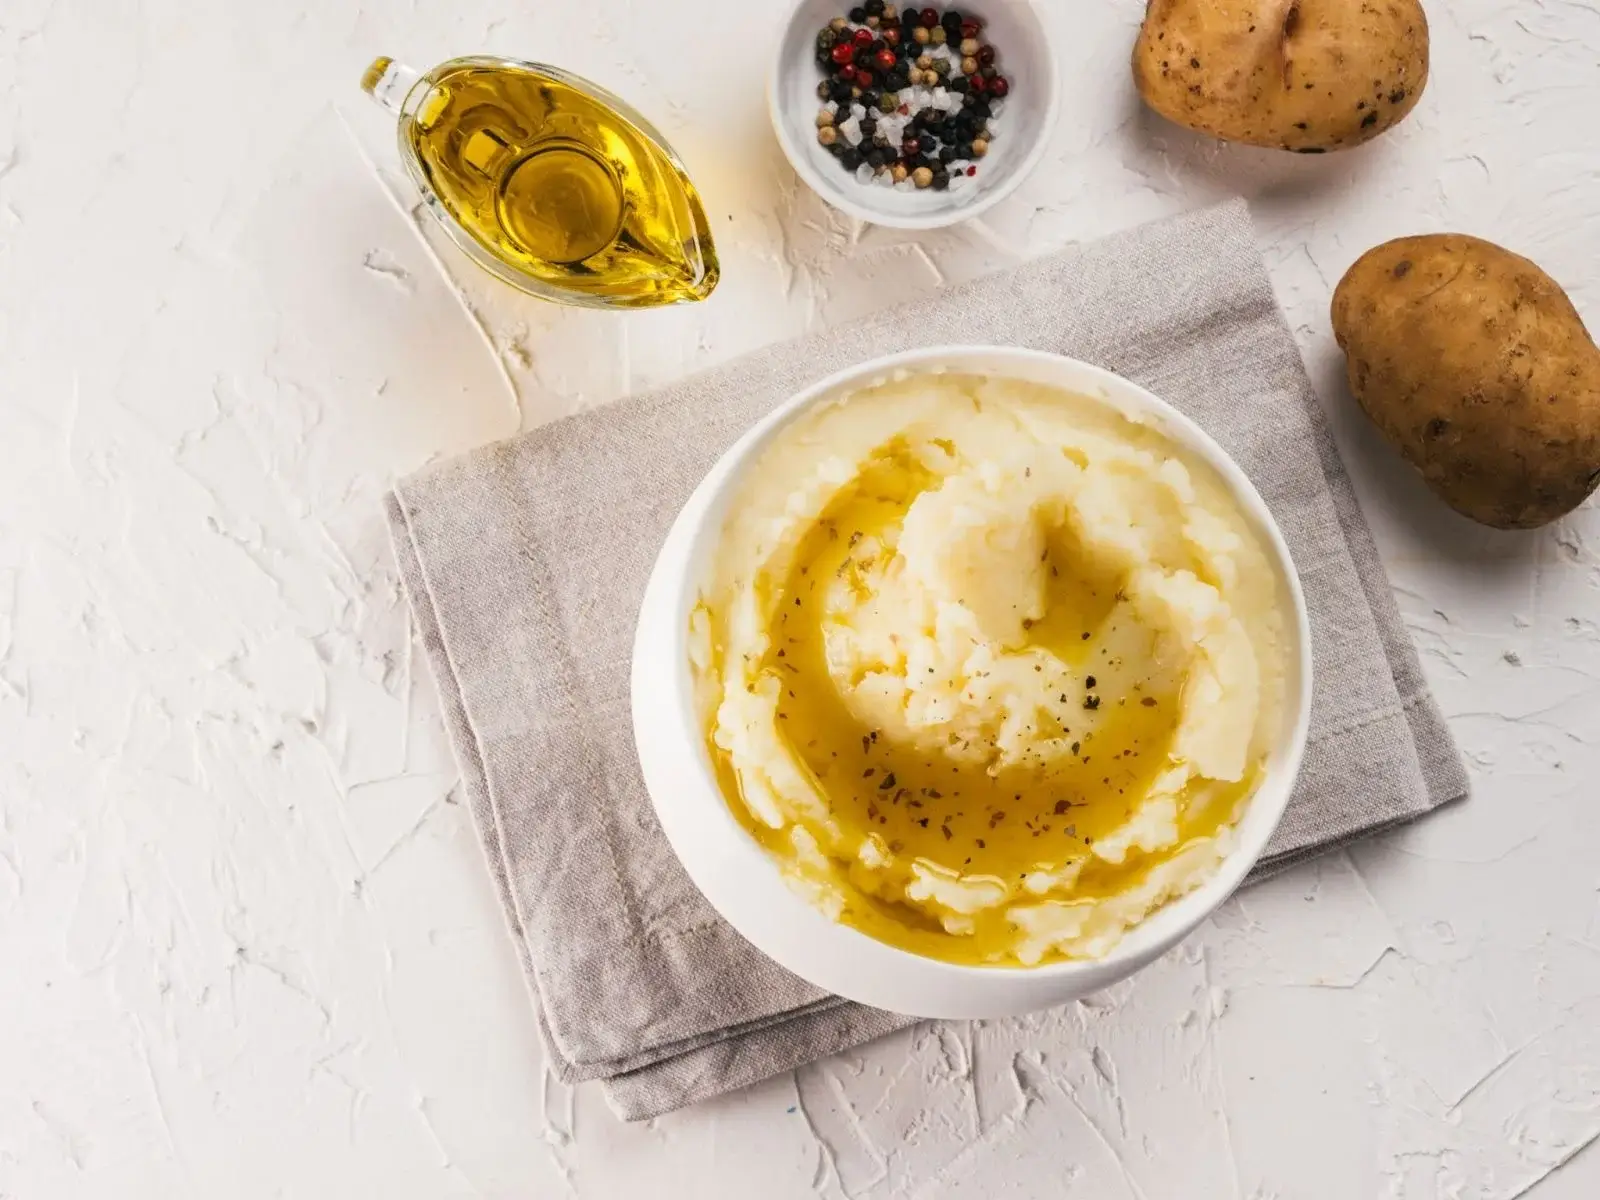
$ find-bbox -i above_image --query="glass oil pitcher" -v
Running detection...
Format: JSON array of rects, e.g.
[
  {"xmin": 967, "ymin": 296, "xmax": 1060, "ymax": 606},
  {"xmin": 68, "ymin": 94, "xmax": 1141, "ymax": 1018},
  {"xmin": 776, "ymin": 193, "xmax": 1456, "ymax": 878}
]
[{"xmin": 361, "ymin": 56, "xmax": 719, "ymax": 309}]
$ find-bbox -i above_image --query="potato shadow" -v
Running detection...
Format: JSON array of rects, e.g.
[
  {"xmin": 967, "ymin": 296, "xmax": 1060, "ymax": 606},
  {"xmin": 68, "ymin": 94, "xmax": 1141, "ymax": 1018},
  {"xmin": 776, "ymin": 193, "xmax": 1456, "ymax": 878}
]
[{"xmin": 1128, "ymin": 102, "xmax": 1433, "ymax": 222}]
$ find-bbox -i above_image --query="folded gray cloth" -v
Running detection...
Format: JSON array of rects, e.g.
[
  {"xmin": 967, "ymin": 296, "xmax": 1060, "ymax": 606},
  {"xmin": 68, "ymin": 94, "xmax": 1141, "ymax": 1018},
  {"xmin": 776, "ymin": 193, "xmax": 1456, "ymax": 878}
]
[{"xmin": 384, "ymin": 198, "xmax": 1468, "ymax": 1122}]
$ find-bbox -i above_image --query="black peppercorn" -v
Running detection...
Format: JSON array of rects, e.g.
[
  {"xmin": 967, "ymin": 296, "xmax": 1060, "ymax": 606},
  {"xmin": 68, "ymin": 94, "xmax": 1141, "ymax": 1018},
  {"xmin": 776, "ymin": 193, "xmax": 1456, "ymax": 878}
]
[
  {"xmin": 860, "ymin": 117, "xmax": 878, "ymax": 138},
  {"xmin": 932, "ymin": 169, "xmax": 950, "ymax": 190},
  {"xmin": 969, "ymin": 98, "xmax": 992, "ymax": 117},
  {"xmin": 918, "ymin": 132, "xmax": 936, "ymax": 152},
  {"xmin": 854, "ymin": 47, "xmax": 874, "ymax": 67},
  {"xmin": 829, "ymin": 139, "xmax": 846, "ymax": 156},
  {"xmin": 866, "ymin": 148, "xmax": 886, "ymax": 168},
  {"xmin": 865, "ymin": 0, "xmax": 886, "ymax": 15},
  {"xmin": 849, "ymin": 6, "xmax": 868, "ymax": 21},
  {"xmin": 939, "ymin": 145, "xmax": 956, "ymax": 163},
  {"xmin": 956, "ymin": 141, "xmax": 974, "ymax": 158},
  {"xmin": 902, "ymin": 9, "xmax": 920, "ymax": 30},
  {"xmin": 942, "ymin": 10, "xmax": 963, "ymax": 33},
  {"xmin": 830, "ymin": 79, "xmax": 854, "ymax": 102},
  {"xmin": 949, "ymin": 75, "xmax": 969, "ymax": 93},
  {"xmin": 885, "ymin": 72, "xmax": 907, "ymax": 91},
  {"xmin": 861, "ymin": 89, "xmax": 881, "ymax": 110},
  {"xmin": 840, "ymin": 147, "xmax": 864, "ymax": 169}
]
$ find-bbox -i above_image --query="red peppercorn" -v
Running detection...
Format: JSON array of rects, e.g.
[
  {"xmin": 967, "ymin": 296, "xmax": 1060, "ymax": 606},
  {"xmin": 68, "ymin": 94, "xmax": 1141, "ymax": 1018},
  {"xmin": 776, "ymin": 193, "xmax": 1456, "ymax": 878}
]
[
  {"xmin": 968, "ymin": 72, "xmax": 986, "ymax": 92},
  {"xmin": 875, "ymin": 47, "xmax": 897, "ymax": 69},
  {"xmin": 882, "ymin": 26, "xmax": 900, "ymax": 45},
  {"xmin": 967, "ymin": 166, "xmax": 976, "ymax": 175},
  {"xmin": 903, "ymin": 139, "xmax": 921, "ymax": 156},
  {"xmin": 855, "ymin": 66, "xmax": 876, "ymax": 87},
  {"xmin": 831, "ymin": 42, "xmax": 855, "ymax": 64},
  {"xmin": 853, "ymin": 27, "xmax": 875, "ymax": 46},
  {"xmin": 988, "ymin": 76, "xmax": 1009, "ymax": 98},
  {"xmin": 919, "ymin": 7, "xmax": 939, "ymax": 27},
  {"xmin": 960, "ymin": 18, "xmax": 981, "ymax": 39},
  {"xmin": 977, "ymin": 44, "xmax": 996, "ymax": 66}
]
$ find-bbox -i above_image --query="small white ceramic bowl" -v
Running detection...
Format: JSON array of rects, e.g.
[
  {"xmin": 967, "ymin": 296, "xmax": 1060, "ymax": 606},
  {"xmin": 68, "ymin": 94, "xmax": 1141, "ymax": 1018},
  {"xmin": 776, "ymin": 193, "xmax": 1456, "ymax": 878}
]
[
  {"xmin": 768, "ymin": 0, "xmax": 1061, "ymax": 229},
  {"xmin": 632, "ymin": 347, "xmax": 1313, "ymax": 1019}
]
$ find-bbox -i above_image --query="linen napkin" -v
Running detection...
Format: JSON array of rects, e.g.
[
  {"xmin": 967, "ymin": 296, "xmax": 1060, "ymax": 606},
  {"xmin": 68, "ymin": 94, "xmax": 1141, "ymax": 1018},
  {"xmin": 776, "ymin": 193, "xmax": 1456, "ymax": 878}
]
[{"xmin": 385, "ymin": 198, "xmax": 1469, "ymax": 1121}]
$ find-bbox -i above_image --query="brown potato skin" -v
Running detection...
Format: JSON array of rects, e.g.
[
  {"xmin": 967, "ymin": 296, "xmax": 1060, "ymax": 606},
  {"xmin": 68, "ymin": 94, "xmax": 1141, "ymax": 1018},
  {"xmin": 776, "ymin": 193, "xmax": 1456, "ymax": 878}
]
[
  {"xmin": 1331, "ymin": 235, "xmax": 1600, "ymax": 530},
  {"xmin": 1134, "ymin": 0, "xmax": 1429, "ymax": 152}
]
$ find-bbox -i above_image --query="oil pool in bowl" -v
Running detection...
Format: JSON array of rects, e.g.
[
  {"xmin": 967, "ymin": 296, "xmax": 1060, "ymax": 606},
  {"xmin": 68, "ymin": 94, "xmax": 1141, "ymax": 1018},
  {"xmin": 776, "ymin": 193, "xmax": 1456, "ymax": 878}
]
[{"xmin": 690, "ymin": 370, "xmax": 1293, "ymax": 967}]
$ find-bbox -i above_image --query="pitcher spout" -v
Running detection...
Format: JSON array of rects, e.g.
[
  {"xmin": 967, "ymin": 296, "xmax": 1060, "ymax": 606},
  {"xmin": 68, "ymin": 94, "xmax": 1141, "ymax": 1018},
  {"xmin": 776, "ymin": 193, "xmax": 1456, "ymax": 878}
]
[{"xmin": 360, "ymin": 56, "xmax": 421, "ymax": 117}]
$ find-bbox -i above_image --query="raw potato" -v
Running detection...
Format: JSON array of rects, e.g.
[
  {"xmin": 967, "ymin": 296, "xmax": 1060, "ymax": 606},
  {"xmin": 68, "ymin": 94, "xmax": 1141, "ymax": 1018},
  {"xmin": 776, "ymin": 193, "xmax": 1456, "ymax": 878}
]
[
  {"xmin": 1133, "ymin": 0, "xmax": 1429, "ymax": 152},
  {"xmin": 1331, "ymin": 235, "xmax": 1600, "ymax": 530}
]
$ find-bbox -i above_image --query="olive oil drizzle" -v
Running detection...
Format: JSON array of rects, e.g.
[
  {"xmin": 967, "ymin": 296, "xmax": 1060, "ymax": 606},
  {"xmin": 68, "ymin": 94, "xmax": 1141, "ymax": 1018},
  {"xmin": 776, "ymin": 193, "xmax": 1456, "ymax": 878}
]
[{"xmin": 707, "ymin": 437, "xmax": 1260, "ymax": 965}]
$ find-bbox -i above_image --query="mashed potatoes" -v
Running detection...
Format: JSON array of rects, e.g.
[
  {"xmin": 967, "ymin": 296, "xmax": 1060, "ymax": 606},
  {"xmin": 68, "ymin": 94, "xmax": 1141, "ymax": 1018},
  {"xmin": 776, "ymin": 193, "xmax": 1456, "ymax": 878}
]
[{"xmin": 691, "ymin": 371, "xmax": 1288, "ymax": 966}]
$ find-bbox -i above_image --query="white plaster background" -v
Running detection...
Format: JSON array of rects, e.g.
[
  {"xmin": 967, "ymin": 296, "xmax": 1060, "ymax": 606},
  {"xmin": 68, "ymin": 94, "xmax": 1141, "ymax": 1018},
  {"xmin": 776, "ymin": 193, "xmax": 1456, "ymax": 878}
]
[{"xmin": 2, "ymin": 1, "xmax": 1598, "ymax": 1196}]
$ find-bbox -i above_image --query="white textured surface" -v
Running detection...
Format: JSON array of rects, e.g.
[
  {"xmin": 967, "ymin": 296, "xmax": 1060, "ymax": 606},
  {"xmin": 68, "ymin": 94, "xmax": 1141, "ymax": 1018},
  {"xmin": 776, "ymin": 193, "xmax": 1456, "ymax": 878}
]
[{"xmin": 2, "ymin": 2, "xmax": 1598, "ymax": 1197}]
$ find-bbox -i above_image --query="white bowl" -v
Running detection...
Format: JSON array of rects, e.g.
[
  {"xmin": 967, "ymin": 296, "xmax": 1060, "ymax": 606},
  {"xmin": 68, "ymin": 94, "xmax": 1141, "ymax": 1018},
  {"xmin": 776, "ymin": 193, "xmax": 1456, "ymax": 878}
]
[
  {"xmin": 631, "ymin": 347, "xmax": 1313, "ymax": 1019},
  {"xmin": 768, "ymin": 1, "xmax": 1061, "ymax": 229}
]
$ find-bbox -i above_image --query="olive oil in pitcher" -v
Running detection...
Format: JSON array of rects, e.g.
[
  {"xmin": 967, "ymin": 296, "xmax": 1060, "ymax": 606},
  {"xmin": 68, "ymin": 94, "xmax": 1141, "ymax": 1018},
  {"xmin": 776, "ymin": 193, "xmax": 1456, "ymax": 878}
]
[{"xmin": 362, "ymin": 55, "xmax": 719, "ymax": 309}]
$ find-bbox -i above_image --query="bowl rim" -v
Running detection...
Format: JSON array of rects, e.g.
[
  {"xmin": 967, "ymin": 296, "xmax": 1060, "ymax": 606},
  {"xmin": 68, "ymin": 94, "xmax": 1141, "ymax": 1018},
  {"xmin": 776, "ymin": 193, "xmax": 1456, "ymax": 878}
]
[
  {"xmin": 632, "ymin": 345, "xmax": 1314, "ymax": 1012},
  {"xmin": 765, "ymin": 0, "xmax": 1063, "ymax": 230}
]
